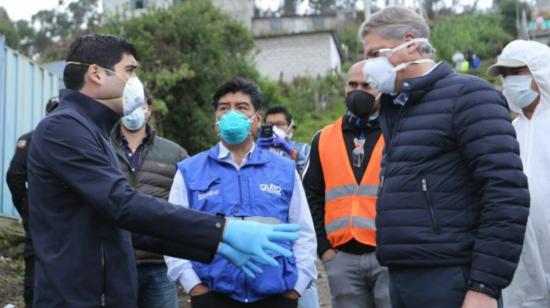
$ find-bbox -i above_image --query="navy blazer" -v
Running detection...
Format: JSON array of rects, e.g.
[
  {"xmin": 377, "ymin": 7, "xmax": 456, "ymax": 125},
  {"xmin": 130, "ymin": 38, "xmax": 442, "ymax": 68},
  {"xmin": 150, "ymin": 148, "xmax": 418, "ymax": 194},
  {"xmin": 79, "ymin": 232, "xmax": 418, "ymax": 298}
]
[{"xmin": 28, "ymin": 89, "xmax": 224, "ymax": 307}]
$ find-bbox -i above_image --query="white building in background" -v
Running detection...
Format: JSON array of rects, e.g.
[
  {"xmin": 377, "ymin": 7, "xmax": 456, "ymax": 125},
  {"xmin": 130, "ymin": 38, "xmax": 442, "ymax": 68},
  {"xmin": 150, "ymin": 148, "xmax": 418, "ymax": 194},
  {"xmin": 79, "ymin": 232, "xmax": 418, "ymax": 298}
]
[
  {"xmin": 255, "ymin": 31, "xmax": 342, "ymax": 82},
  {"xmin": 102, "ymin": 0, "xmax": 173, "ymax": 15},
  {"xmin": 101, "ymin": 0, "xmax": 344, "ymax": 81}
]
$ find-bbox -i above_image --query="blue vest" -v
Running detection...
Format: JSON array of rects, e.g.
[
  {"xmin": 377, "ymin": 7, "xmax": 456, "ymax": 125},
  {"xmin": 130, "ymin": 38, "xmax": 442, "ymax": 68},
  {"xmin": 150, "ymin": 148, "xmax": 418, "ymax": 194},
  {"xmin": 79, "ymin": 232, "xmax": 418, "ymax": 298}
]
[{"xmin": 177, "ymin": 145, "xmax": 298, "ymax": 302}]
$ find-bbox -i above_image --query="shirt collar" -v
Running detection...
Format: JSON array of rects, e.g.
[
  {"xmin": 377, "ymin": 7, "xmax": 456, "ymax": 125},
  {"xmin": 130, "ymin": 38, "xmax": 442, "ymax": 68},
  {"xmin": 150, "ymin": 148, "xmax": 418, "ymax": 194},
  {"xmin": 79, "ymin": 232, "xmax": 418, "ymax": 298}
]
[
  {"xmin": 217, "ymin": 141, "xmax": 256, "ymax": 160},
  {"xmin": 393, "ymin": 61, "xmax": 443, "ymax": 106}
]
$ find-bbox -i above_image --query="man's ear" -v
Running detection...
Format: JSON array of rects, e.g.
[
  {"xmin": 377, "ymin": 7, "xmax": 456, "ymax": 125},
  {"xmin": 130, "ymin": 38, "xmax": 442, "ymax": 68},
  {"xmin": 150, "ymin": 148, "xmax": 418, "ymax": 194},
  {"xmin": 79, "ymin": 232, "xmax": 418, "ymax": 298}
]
[
  {"xmin": 255, "ymin": 111, "xmax": 263, "ymax": 126},
  {"xmin": 86, "ymin": 64, "xmax": 103, "ymax": 86}
]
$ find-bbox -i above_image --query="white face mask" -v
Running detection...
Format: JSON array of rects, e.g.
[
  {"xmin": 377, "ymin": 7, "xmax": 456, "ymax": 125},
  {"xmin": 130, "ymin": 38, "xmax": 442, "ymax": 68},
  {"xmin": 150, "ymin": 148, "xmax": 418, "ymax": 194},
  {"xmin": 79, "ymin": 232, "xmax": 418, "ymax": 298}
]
[
  {"xmin": 273, "ymin": 126, "xmax": 287, "ymax": 139},
  {"xmin": 122, "ymin": 106, "xmax": 147, "ymax": 131},
  {"xmin": 502, "ymin": 75, "xmax": 540, "ymax": 109},
  {"xmin": 121, "ymin": 75, "xmax": 146, "ymax": 115},
  {"xmin": 363, "ymin": 38, "xmax": 434, "ymax": 94}
]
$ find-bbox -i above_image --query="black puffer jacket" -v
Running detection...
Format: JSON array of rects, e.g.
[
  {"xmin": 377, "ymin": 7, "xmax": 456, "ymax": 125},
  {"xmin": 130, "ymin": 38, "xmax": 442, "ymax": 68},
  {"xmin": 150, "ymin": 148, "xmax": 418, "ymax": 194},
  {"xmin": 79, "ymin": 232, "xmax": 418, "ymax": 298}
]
[
  {"xmin": 376, "ymin": 61, "xmax": 529, "ymax": 295},
  {"xmin": 111, "ymin": 123, "xmax": 188, "ymax": 265}
]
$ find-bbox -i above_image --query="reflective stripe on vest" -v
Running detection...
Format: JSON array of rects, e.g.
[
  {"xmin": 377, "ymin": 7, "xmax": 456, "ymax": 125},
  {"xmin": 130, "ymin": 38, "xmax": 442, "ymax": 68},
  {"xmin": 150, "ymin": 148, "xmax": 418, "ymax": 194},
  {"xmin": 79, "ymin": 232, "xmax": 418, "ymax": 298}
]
[
  {"xmin": 325, "ymin": 184, "xmax": 379, "ymax": 203},
  {"xmin": 319, "ymin": 117, "xmax": 384, "ymax": 247}
]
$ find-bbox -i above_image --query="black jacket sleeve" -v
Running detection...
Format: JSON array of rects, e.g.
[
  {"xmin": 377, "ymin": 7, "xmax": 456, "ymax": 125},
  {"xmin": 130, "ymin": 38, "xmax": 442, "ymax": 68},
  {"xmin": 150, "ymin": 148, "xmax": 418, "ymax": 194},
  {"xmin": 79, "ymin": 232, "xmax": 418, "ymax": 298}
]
[
  {"xmin": 40, "ymin": 115, "xmax": 224, "ymax": 262},
  {"xmin": 6, "ymin": 132, "xmax": 32, "ymax": 219},
  {"xmin": 302, "ymin": 131, "xmax": 332, "ymax": 257},
  {"xmin": 454, "ymin": 82, "xmax": 530, "ymax": 294},
  {"xmin": 132, "ymin": 233, "xmax": 215, "ymax": 262}
]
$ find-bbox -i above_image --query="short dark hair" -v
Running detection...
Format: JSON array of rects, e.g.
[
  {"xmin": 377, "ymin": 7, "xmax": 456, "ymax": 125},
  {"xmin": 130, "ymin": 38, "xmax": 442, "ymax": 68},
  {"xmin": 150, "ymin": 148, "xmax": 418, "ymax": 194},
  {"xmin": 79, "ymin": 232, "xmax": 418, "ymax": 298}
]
[
  {"xmin": 63, "ymin": 34, "xmax": 139, "ymax": 90},
  {"xmin": 45, "ymin": 96, "xmax": 60, "ymax": 114},
  {"xmin": 144, "ymin": 89, "xmax": 153, "ymax": 106},
  {"xmin": 265, "ymin": 105, "xmax": 292, "ymax": 126},
  {"xmin": 211, "ymin": 77, "xmax": 263, "ymax": 111}
]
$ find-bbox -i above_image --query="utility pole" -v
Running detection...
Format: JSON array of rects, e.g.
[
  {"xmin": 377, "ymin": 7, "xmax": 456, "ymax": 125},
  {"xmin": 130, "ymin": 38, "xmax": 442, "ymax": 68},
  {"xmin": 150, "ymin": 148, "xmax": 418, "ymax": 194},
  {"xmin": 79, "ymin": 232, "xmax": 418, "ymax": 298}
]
[{"xmin": 364, "ymin": 0, "xmax": 371, "ymax": 21}]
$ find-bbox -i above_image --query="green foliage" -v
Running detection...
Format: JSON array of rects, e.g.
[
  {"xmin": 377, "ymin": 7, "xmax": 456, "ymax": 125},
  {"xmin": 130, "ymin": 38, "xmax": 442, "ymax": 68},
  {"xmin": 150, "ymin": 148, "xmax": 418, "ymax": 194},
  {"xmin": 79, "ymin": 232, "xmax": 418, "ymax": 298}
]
[
  {"xmin": 102, "ymin": 1, "xmax": 258, "ymax": 154},
  {"xmin": 259, "ymin": 74, "xmax": 346, "ymax": 143},
  {"xmin": 0, "ymin": 7, "xmax": 20, "ymax": 48},
  {"xmin": 498, "ymin": 0, "xmax": 531, "ymax": 36},
  {"xmin": 337, "ymin": 23, "xmax": 364, "ymax": 67},
  {"xmin": 8, "ymin": 0, "xmax": 101, "ymax": 61},
  {"xmin": 430, "ymin": 13, "xmax": 513, "ymax": 62}
]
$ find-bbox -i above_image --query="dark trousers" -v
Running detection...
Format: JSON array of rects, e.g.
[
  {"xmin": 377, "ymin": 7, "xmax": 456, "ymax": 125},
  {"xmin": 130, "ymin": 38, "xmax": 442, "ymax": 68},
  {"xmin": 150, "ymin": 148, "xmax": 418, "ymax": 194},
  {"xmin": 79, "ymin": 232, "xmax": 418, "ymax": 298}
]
[
  {"xmin": 389, "ymin": 266, "xmax": 502, "ymax": 308},
  {"xmin": 190, "ymin": 291, "xmax": 298, "ymax": 308},
  {"xmin": 23, "ymin": 252, "xmax": 34, "ymax": 307}
]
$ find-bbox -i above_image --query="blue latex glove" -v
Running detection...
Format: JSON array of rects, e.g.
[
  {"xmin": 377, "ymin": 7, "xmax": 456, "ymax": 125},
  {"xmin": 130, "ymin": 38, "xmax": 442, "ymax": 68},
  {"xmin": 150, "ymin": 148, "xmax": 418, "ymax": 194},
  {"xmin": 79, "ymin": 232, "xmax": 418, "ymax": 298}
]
[
  {"xmin": 222, "ymin": 220, "xmax": 299, "ymax": 267},
  {"xmin": 218, "ymin": 242, "xmax": 263, "ymax": 279},
  {"xmin": 257, "ymin": 136, "xmax": 275, "ymax": 149},
  {"xmin": 272, "ymin": 135, "xmax": 294, "ymax": 155}
]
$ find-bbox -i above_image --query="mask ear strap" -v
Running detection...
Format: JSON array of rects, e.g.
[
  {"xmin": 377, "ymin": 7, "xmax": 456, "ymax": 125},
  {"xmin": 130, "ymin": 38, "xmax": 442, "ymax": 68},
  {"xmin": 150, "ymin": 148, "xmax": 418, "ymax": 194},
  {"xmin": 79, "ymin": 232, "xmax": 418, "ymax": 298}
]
[
  {"xmin": 391, "ymin": 38, "xmax": 429, "ymax": 54},
  {"xmin": 392, "ymin": 58, "xmax": 434, "ymax": 72}
]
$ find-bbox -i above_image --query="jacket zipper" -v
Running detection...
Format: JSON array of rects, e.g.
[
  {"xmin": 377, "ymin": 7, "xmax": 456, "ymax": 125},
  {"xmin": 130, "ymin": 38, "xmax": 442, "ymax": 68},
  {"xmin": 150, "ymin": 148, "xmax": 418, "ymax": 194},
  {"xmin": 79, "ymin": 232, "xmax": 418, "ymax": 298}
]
[
  {"xmin": 237, "ymin": 173, "xmax": 243, "ymax": 205},
  {"xmin": 101, "ymin": 242, "xmax": 106, "ymax": 307},
  {"xmin": 422, "ymin": 178, "xmax": 441, "ymax": 234}
]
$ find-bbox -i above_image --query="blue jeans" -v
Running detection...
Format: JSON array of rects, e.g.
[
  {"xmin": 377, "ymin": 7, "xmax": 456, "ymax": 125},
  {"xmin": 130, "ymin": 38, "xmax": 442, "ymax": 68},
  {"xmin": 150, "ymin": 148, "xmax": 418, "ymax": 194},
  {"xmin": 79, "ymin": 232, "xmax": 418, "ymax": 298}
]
[{"xmin": 137, "ymin": 264, "xmax": 179, "ymax": 308}]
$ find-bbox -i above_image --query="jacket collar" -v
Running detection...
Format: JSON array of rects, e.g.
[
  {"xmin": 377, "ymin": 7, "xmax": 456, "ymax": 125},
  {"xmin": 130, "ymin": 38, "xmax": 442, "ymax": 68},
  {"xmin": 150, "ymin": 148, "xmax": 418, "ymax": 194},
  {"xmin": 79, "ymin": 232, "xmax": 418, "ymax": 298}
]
[
  {"xmin": 397, "ymin": 61, "xmax": 454, "ymax": 105},
  {"xmin": 207, "ymin": 142, "xmax": 269, "ymax": 166},
  {"xmin": 59, "ymin": 89, "xmax": 121, "ymax": 138}
]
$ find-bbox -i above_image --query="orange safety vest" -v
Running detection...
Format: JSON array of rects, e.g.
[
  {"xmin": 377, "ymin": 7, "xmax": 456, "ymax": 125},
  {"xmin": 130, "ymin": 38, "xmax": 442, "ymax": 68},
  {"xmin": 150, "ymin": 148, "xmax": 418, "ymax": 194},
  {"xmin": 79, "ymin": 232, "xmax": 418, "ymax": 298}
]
[{"xmin": 319, "ymin": 117, "xmax": 384, "ymax": 248}]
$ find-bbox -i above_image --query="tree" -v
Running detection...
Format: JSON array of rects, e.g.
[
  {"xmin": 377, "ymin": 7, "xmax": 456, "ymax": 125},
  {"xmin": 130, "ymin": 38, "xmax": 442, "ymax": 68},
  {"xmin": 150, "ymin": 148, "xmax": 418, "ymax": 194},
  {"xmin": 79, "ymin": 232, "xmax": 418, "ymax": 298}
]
[
  {"xmin": 430, "ymin": 13, "xmax": 513, "ymax": 62},
  {"xmin": 10, "ymin": 0, "xmax": 101, "ymax": 61},
  {"xmin": 282, "ymin": 0, "xmax": 300, "ymax": 15},
  {"xmin": 102, "ymin": 1, "xmax": 259, "ymax": 153},
  {"xmin": 0, "ymin": 7, "xmax": 20, "ymax": 48},
  {"xmin": 498, "ymin": 0, "xmax": 531, "ymax": 36},
  {"xmin": 309, "ymin": 0, "xmax": 337, "ymax": 14}
]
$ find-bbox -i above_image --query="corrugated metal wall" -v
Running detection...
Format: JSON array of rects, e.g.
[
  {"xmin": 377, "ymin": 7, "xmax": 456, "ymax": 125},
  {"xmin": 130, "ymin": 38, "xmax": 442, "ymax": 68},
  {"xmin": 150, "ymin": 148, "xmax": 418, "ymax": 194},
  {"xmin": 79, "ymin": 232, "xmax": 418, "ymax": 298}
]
[{"xmin": 0, "ymin": 36, "xmax": 62, "ymax": 218}]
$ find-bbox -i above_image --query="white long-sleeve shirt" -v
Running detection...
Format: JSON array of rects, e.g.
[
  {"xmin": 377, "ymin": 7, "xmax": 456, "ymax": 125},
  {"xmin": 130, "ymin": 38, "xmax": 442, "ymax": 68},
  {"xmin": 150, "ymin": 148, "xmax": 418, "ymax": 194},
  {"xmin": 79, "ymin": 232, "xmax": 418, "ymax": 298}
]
[{"xmin": 165, "ymin": 142, "xmax": 317, "ymax": 295}]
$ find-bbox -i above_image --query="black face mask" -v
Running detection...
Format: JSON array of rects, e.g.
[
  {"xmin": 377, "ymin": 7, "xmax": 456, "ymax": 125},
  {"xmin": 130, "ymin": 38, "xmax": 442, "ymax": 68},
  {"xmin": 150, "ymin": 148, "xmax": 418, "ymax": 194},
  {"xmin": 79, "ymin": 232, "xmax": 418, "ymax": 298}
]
[{"xmin": 345, "ymin": 90, "xmax": 376, "ymax": 119}]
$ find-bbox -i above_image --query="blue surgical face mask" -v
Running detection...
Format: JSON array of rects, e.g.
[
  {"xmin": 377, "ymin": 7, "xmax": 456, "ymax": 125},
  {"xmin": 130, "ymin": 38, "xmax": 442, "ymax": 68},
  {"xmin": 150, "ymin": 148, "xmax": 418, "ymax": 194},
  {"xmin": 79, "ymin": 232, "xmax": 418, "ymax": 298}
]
[
  {"xmin": 503, "ymin": 75, "xmax": 540, "ymax": 109},
  {"xmin": 217, "ymin": 110, "xmax": 254, "ymax": 145},
  {"xmin": 122, "ymin": 107, "xmax": 146, "ymax": 131}
]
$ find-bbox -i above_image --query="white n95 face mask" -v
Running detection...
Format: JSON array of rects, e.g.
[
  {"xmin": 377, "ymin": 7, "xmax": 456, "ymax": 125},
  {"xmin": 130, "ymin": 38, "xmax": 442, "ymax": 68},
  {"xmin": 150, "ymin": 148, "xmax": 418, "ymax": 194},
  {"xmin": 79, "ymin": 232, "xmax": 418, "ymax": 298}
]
[
  {"xmin": 363, "ymin": 38, "xmax": 434, "ymax": 94},
  {"xmin": 122, "ymin": 75, "xmax": 146, "ymax": 116},
  {"xmin": 502, "ymin": 75, "xmax": 540, "ymax": 109}
]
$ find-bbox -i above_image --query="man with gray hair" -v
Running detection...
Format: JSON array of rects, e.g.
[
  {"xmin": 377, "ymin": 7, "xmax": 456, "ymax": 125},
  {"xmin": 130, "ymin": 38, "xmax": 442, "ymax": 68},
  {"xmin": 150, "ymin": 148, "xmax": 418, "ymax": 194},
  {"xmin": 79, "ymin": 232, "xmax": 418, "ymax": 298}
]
[{"xmin": 359, "ymin": 6, "xmax": 529, "ymax": 308}]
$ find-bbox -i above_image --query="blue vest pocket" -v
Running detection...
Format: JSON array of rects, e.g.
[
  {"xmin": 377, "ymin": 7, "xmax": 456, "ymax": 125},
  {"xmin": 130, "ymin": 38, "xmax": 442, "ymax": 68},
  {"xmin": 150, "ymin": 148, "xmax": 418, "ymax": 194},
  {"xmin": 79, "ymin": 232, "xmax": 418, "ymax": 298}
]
[
  {"xmin": 207, "ymin": 255, "xmax": 238, "ymax": 294},
  {"xmin": 188, "ymin": 177, "xmax": 223, "ymax": 212},
  {"xmin": 252, "ymin": 254, "xmax": 298, "ymax": 295}
]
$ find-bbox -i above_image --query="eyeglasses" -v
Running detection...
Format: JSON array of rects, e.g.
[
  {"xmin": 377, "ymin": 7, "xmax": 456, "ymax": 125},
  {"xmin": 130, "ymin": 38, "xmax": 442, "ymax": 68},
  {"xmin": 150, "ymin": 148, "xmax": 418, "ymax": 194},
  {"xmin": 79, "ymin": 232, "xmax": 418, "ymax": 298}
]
[{"xmin": 266, "ymin": 121, "xmax": 289, "ymax": 129}]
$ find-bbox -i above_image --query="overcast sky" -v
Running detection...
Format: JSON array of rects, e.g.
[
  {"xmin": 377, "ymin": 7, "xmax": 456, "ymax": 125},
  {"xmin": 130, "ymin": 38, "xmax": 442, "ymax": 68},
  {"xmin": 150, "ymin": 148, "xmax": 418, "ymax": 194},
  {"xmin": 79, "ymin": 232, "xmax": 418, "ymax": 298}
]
[{"xmin": 0, "ymin": 0, "xmax": 502, "ymax": 22}]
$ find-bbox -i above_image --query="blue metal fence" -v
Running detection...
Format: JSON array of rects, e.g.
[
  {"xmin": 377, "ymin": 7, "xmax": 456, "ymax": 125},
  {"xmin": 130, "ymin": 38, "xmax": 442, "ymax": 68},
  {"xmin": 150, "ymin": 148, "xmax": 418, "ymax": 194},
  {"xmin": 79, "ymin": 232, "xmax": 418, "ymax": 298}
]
[{"xmin": 0, "ymin": 35, "xmax": 62, "ymax": 219}]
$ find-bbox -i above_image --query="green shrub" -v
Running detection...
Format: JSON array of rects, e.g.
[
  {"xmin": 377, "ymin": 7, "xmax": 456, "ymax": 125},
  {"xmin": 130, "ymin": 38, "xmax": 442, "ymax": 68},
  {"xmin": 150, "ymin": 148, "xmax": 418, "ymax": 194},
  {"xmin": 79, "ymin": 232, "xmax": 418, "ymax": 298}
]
[{"xmin": 431, "ymin": 13, "xmax": 513, "ymax": 62}]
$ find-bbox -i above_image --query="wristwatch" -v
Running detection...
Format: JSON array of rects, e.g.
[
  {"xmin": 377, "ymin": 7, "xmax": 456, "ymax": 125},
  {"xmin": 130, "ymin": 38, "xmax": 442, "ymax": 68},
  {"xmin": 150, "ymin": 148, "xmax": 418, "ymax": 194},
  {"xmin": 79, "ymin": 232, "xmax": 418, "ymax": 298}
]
[{"xmin": 468, "ymin": 280, "xmax": 500, "ymax": 299}]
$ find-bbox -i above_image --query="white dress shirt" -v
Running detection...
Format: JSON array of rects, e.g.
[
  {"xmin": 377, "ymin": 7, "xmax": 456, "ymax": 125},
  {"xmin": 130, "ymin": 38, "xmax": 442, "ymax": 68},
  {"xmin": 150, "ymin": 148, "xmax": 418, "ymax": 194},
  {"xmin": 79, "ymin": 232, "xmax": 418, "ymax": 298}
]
[{"xmin": 165, "ymin": 142, "xmax": 317, "ymax": 295}]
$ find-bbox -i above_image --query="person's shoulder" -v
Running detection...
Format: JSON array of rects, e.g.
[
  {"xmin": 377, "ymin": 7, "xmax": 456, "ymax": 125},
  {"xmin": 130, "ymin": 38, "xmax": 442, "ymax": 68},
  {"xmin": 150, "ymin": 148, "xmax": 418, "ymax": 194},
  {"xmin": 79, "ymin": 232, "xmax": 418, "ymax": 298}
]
[
  {"xmin": 178, "ymin": 147, "xmax": 212, "ymax": 167},
  {"xmin": 262, "ymin": 148, "xmax": 295, "ymax": 168},
  {"xmin": 444, "ymin": 71, "xmax": 495, "ymax": 93},
  {"xmin": 33, "ymin": 109, "xmax": 95, "ymax": 145},
  {"xmin": 153, "ymin": 135, "xmax": 186, "ymax": 152}
]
